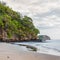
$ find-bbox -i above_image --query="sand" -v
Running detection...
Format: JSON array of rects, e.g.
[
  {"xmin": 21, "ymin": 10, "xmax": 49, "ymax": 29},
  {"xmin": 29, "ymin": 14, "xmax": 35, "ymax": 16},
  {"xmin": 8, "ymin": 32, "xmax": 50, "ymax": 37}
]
[{"xmin": 0, "ymin": 43, "xmax": 60, "ymax": 60}]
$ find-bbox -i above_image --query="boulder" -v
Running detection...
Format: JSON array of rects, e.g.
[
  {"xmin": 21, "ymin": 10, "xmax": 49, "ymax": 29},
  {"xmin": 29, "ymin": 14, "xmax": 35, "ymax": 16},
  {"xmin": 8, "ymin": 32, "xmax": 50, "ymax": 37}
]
[{"xmin": 38, "ymin": 35, "xmax": 51, "ymax": 42}]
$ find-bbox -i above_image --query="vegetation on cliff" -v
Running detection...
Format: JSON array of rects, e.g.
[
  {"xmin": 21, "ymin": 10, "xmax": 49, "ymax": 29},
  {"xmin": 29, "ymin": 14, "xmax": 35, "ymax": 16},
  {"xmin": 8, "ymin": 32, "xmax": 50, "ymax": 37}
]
[{"xmin": 0, "ymin": 2, "xmax": 39, "ymax": 41}]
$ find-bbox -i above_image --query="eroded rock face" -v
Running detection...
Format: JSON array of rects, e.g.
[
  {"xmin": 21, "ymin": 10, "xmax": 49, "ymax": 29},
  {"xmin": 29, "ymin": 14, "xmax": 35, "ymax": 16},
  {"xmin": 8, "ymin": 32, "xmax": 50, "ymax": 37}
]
[
  {"xmin": 38, "ymin": 35, "xmax": 51, "ymax": 42},
  {"xmin": 0, "ymin": 30, "xmax": 38, "ymax": 42}
]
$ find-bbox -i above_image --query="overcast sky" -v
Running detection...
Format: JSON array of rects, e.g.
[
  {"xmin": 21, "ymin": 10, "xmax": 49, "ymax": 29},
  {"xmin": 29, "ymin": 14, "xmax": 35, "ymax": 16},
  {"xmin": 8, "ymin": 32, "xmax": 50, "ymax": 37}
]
[{"xmin": 1, "ymin": 0, "xmax": 60, "ymax": 39}]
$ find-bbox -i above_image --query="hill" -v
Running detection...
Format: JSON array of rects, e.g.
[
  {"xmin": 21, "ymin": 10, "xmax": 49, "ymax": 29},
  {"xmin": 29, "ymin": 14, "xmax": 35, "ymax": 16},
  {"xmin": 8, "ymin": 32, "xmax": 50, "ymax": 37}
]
[{"xmin": 0, "ymin": 2, "xmax": 39, "ymax": 42}]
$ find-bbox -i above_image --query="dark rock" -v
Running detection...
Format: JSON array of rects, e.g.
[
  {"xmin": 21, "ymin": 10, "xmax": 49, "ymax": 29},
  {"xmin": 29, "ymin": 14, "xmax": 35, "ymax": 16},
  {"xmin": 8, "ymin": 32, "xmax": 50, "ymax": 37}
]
[{"xmin": 38, "ymin": 35, "xmax": 51, "ymax": 42}]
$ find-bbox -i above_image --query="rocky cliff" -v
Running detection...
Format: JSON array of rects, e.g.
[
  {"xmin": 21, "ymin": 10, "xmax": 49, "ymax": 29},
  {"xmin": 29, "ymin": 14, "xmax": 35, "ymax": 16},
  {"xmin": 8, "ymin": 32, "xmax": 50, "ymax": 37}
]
[{"xmin": 0, "ymin": 2, "xmax": 39, "ymax": 42}]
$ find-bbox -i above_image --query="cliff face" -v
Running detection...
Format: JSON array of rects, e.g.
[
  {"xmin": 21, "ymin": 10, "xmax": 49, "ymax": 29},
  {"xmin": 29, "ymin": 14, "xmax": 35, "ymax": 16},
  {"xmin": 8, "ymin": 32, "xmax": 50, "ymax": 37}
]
[{"xmin": 0, "ymin": 2, "xmax": 39, "ymax": 42}]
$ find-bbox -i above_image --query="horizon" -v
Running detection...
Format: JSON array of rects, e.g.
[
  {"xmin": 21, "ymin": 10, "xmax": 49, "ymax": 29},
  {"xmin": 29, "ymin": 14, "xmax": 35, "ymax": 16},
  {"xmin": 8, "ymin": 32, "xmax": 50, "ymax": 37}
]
[{"xmin": 0, "ymin": 0, "xmax": 60, "ymax": 39}]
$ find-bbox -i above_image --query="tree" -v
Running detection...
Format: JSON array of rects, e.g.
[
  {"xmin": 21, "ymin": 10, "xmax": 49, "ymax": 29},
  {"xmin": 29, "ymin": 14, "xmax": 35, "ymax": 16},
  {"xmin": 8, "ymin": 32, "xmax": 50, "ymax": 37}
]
[{"xmin": 0, "ymin": 2, "xmax": 40, "ymax": 41}]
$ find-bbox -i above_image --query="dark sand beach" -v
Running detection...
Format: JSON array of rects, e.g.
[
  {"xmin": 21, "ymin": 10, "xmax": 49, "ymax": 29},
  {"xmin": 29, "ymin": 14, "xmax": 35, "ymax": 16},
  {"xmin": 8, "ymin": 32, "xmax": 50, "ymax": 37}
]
[{"xmin": 0, "ymin": 43, "xmax": 60, "ymax": 60}]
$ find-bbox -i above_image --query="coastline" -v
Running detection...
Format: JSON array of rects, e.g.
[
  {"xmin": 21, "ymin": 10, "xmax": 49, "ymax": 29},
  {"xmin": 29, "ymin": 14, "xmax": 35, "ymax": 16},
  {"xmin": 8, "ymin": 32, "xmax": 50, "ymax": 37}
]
[{"xmin": 0, "ymin": 43, "xmax": 60, "ymax": 60}]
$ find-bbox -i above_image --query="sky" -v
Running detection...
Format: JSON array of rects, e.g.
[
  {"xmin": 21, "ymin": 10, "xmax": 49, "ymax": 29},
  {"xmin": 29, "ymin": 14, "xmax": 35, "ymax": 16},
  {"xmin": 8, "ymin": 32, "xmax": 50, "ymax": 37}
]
[{"xmin": 0, "ymin": 0, "xmax": 60, "ymax": 39}]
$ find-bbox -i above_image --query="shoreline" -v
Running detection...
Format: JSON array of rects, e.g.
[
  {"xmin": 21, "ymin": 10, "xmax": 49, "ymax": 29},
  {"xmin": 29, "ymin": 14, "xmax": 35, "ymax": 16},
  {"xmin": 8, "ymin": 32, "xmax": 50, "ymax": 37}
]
[
  {"xmin": 0, "ymin": 43, "xmax": 60, "ymax": 60},
  {"xmin": 14, "ymin": 44, "xmax": 60, "ymax": 56},
  {"xmin": 0, "ymin": 39, "xmax": 43, "ymax": 42}
]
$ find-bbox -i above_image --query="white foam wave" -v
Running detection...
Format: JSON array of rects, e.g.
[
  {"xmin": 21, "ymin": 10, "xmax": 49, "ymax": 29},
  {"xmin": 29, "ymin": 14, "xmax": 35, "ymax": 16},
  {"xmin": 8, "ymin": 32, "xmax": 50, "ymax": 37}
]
[{"xmin": 14, "ymin": 40, "xmax": 60, "ymax": 56}]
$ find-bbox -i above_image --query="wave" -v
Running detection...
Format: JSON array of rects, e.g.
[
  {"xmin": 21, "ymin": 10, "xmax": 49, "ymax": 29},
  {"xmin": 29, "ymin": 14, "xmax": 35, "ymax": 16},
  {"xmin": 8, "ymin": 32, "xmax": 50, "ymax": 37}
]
[{"xmin": 14, "ymin": 39, "xmax": 60, "ymax": 56}]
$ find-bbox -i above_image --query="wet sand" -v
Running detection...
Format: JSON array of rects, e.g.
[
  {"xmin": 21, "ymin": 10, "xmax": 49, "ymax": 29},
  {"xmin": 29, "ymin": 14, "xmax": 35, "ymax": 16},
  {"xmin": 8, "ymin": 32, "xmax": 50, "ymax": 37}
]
[{"xmin": 0, "ymin": 43, "xmax": 60, "ymax": 60}]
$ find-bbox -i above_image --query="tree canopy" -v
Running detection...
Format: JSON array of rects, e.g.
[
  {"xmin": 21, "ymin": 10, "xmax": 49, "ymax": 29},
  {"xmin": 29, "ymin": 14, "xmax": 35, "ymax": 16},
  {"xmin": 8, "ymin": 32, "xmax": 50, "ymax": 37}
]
[{"xmin": 0, "ymin": 2, "xmax": 39, "ymax": 41}]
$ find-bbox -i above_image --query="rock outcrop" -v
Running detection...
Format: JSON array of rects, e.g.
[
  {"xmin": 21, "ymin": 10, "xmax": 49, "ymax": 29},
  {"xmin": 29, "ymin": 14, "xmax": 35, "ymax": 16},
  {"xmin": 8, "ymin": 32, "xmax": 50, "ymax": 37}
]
[{"xmin": 38, "ymin": 35, "xmax": 51, "ymax": 42}]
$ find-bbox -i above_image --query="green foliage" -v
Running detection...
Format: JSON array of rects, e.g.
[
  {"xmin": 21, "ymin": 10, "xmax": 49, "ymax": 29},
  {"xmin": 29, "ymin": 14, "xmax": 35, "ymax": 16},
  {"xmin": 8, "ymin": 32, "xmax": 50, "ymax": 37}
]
[{"xmin": 0, "ymin": 2, "xmax": 39, "ymax": 40}]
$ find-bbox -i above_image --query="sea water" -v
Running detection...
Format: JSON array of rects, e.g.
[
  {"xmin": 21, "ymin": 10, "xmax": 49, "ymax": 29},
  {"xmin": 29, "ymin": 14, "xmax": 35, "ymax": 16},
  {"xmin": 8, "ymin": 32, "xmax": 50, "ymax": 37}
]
[{"xmin": 14, "ymin": 40, "xmax": 60, "ymax": 56}]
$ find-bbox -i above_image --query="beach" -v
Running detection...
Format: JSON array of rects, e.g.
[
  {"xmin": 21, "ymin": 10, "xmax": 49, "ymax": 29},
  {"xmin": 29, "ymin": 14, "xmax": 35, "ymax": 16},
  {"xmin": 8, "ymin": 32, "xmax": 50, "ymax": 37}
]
[{"xmin": 0, "ymin": 43, "xmax": 60, "ymax": 60}]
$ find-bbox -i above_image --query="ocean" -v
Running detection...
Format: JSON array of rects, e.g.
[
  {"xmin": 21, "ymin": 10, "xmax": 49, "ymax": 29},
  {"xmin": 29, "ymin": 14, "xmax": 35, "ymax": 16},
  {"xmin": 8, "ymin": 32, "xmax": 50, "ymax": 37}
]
[{"xmin": 14, "ymin": 40, "xmax": 60, "ymax": 56}]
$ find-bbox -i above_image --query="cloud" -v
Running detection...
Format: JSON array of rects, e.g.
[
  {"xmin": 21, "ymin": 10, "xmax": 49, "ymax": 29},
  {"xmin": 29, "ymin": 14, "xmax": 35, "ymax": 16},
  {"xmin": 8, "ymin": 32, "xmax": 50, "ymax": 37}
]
[
  {"xmin": 0, "ymin": 0, "xmax": 60, "ymax": 29},
  {"xmin": 1, "ymin": 0, "xmax": 60, "ymax": 39},
  {"xmin": 34, "ymin": 15, "xmax": 60, "ymax": 29}
]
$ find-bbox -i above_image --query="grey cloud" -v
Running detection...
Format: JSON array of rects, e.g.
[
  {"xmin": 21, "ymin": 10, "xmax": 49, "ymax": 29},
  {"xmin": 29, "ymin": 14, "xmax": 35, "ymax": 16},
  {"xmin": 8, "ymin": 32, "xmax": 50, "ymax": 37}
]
[
  {"xmin": 1, "ymin": 0, "xmax": 60, "ymax": 29},
  {"xmin": 37, "ymin": 23, "xmax": 60, "ymax": 29},
  {"xmin": 32, "ymin": 8, "xmax": 60, "ymax": 29},
  {"xmin": 33, "ymin": 8, "xmax": 60, "ymax": 18}
]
